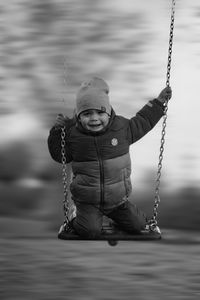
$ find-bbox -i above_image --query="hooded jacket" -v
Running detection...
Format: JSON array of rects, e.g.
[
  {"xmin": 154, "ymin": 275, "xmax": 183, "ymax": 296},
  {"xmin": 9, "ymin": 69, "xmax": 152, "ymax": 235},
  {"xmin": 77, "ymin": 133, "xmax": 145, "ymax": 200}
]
[{"xmin": 48, "ymin": 99, "xmax": 164, "ymax": 210}]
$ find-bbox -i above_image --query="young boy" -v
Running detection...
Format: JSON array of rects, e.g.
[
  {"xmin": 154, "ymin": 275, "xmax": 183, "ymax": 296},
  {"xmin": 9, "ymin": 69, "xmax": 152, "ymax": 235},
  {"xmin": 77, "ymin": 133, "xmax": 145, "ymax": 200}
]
[{"xmin": 48, "ymin": 77, "xmax": 172, "ymax": 238}]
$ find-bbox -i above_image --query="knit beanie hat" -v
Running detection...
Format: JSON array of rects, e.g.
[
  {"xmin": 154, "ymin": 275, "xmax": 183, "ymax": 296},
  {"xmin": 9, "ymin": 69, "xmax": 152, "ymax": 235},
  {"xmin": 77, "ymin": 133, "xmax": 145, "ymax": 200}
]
[{"xmin": 76, "ymin": 77, "xmax": 111, "ymax": 116}]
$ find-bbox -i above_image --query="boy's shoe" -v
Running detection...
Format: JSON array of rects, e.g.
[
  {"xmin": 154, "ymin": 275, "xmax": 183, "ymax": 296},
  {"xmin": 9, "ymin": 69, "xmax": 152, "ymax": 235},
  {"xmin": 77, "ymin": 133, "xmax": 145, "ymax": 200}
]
[
  {"xmin": 68, "ymin": 204, "xmax": 77, "ymax": 222},
  {"xmin": 58, "ymin": 220, "xmax": 76, "ymax": 235}
]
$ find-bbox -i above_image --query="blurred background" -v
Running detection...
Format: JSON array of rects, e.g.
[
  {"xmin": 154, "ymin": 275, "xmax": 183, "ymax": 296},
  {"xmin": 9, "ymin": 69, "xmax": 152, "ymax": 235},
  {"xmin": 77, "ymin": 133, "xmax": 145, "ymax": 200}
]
[{"xmin": 1, "ymin": 0, "xmax": 200, "ymax": 235}]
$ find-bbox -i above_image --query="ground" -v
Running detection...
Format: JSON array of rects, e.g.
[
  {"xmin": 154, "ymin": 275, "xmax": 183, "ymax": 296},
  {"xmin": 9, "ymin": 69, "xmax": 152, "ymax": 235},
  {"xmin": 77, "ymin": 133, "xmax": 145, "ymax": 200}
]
[{"xmin": 1, "ymin": 229, "xmax": 200, "ymax": 300}]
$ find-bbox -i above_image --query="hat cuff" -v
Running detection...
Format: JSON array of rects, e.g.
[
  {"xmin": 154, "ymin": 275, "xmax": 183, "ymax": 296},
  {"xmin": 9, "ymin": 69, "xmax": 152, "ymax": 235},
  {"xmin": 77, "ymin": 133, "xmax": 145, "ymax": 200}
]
[{"xmin": 76, "ymin": 93, "xmax": 111, "ymax": 116}]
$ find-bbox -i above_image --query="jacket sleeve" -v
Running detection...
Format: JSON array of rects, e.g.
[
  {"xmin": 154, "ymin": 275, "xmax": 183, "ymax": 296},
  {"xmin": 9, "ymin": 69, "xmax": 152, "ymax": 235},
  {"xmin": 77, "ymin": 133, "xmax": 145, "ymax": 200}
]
[
  {"xmin": 128, "ymin": 99, "xmax": 165, "ymax": 144},
  {"xmin": 47, "ymin": 119, "xmax": 74, "ymax": 163}
]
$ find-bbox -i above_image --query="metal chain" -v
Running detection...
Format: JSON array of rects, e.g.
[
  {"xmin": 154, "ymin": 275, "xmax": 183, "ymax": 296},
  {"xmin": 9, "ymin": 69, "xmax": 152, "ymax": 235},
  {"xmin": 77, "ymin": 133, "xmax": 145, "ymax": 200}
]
[
  {"xmin": 61, "ymin": 126, "xmax": 70, "ymax": 224},
  {"xmin": 166, "ymin": 0, "xmax": 176, "ymax": 88},
  {"xmin": 150, "ymin": 0, "xmax": 175, "ymax": 227}
]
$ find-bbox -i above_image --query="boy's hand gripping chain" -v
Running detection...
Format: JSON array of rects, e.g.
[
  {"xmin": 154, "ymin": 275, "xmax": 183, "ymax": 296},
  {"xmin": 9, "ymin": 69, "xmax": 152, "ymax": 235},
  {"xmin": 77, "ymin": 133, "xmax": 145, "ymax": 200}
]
[{"xmin": 150, "ymin": 0, "xmax": 175, "ymax": 228}]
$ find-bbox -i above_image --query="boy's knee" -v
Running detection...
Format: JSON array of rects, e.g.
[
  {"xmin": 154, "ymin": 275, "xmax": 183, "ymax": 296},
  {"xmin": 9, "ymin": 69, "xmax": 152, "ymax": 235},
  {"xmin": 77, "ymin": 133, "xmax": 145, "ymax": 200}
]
[
  {"xmin": 86, "ymin": 227, "xmax": 102, "ymax": 239},
  {"xmin": 73, "ymin": 220, "xmax": 101, "ymax": 239}
]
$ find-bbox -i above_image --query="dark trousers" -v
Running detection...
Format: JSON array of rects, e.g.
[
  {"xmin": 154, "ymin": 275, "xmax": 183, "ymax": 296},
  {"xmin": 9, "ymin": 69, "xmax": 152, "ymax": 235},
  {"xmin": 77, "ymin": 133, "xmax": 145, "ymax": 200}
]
[{"xmin": 72, "ymin": 200, "xmax": 147, "ymax": 238}]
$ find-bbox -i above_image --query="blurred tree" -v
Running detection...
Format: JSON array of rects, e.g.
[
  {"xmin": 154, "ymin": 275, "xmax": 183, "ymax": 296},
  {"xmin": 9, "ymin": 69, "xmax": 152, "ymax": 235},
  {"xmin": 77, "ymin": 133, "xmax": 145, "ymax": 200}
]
[
  {"xmin": 0, "ymin": 142, "xmax": 31, "ymax": 181},
  {"xmin": 160, "ymin": 187, "xmax": 200, "ymax": 231}
]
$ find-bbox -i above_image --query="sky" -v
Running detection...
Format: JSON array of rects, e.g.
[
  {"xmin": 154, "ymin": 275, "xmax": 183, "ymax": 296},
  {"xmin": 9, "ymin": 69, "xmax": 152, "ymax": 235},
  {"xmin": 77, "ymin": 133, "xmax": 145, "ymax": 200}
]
[{"xmin": 108, "ymin": 0, "xmax": 200, "ymax": 190}]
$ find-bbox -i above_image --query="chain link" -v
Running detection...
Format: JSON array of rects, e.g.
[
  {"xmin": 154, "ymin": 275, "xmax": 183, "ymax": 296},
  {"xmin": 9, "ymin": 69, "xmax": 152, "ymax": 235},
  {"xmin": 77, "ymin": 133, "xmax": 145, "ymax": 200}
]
[
  {"xmin": 61, "ymin": 126, "xmax": 70, "ymax": 224},
  {"xmin": 150, "ymin": 0, "xmax": 175, "ymax": 227}
]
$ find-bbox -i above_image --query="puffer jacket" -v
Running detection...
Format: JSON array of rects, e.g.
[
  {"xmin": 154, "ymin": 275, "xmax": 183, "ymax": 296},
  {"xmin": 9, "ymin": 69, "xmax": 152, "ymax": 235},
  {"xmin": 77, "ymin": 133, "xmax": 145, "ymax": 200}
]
[{"xmin": 48, "ymin": 99, "xmax": 164, "ymax": 210}]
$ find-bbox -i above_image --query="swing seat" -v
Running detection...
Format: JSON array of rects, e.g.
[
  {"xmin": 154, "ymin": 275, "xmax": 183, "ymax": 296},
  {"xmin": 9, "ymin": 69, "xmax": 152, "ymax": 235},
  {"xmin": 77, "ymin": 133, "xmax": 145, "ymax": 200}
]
[{"xmin": 57, "ymin": 223, "xmax": 161, "ymax": 244}]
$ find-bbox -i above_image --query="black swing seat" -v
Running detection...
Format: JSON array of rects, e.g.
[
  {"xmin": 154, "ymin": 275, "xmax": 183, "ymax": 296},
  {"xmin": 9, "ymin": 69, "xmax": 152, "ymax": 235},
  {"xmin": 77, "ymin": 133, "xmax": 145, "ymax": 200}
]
[{"xmin": 58, "ymin": 223, "xmax": 161, "ymax": 242}]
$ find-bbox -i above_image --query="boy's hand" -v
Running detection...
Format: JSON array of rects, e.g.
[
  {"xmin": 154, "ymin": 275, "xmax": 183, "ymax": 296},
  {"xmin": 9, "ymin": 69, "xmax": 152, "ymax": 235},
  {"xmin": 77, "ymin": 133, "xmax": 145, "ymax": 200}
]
[
  {"xmin": 54, "ymin": 114, "xmax": 69, "ymax": 128},
  {"xmin": 157, "ymin": 86, "xmax": 172, "ymax": 103}
]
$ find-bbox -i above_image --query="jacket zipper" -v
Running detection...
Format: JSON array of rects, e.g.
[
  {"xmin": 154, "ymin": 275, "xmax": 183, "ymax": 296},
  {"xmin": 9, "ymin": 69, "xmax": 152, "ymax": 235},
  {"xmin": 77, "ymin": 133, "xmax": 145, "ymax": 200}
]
[{"xmin": 94, "ymin": 136, "xmax": 104, "ymax": 207}]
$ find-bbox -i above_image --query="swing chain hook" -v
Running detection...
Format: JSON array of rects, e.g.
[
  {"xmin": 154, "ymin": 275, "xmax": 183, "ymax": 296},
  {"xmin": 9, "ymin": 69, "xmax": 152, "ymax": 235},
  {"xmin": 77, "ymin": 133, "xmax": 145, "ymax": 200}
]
[
  {"xmin": 150, "ymin": 0, "xmax": 175, "ymax": 227},
  {"xmin": 61, "ymin": 126, "xmax": 70, "ymax": 225}
]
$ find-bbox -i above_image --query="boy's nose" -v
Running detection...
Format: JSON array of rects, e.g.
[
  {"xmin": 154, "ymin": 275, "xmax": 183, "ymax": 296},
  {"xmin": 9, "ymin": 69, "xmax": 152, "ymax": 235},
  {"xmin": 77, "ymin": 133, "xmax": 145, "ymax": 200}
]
[{"xmin": 90, "ymin": 112, "xmax": 99, "ymax": 120}]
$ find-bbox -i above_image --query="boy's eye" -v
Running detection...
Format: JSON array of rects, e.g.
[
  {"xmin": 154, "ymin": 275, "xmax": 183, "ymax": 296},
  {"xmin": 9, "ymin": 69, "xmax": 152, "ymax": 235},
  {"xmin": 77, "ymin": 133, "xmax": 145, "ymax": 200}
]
[
  {"xmin": 80, "ymin": 110, "xmax": 105, "ymax": 118},
  {"xmin": 82, "ymin": 112, "xmax": 90, "ymax": 117}
]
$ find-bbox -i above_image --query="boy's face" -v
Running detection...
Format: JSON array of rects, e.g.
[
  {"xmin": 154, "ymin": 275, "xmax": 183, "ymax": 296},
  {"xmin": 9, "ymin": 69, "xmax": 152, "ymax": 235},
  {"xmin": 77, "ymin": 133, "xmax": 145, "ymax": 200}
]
[{"xmin": 79, "ymin": 109, "xmax": 110, "ymax": 132}]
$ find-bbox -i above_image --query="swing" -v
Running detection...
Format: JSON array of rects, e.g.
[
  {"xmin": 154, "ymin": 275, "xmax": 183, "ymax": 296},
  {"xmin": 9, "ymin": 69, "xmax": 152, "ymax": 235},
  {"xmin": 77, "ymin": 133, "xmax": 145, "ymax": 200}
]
[{"xmin": 58, "ymin": 0, "xmax": 176, "ymax": 246}]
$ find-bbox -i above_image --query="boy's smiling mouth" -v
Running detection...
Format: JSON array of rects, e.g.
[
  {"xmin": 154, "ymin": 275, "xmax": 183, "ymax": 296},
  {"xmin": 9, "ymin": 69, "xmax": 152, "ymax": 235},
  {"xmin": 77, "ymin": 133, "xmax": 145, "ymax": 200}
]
[{"xmin": 87, "ymin": 123, "xmax": 103, "ymax": 131}]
